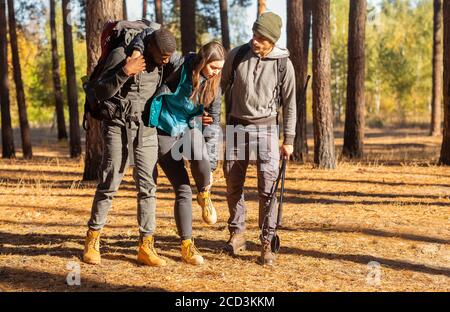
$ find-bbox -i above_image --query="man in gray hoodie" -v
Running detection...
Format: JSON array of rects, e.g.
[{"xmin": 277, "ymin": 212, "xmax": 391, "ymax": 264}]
[{"xmin": 221, "ymin": 12, "xmax": 296, "ymax": 266}]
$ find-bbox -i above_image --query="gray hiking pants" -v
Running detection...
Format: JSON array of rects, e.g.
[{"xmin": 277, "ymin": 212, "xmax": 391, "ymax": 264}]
[
  {"xmin": 223, "ymin": 124, "xmax": 280, "ymax": 243},
  {"xmin": 88, "ymin": 121, "xmax": 158, "ymax": 237}
]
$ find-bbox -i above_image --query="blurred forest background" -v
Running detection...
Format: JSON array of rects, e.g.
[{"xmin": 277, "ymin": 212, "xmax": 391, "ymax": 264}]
[{"xmin": 1, "ymin": 0, "xmax": 436, "ymax": 127}]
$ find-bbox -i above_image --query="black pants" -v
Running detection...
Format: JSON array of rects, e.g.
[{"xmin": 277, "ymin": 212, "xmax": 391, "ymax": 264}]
[{"xmin": 158, "ymin": 128, "xmax": 211, "ymax": 240}]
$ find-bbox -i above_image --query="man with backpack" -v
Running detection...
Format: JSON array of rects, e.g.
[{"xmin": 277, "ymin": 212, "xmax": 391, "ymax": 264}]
[
  {"xmin": 221, "ymin": 12, "xmax": 296, "ymax": 266},
  {"xmin": 83, "ymin": 23, "xmax": 178, "ymax": 267}
]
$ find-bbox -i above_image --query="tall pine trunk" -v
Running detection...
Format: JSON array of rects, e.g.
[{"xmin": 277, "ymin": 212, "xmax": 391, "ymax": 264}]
[
  {"xmin": 83, "ymin": 0, "xmax": 123, "ymax": 181},
  {"xmin": 143, "ymin": 0, "xmax": 147, "ymax": 19},
  {"xmin": 312, "ymin": 0, "xmax": 336, "ymax": 169},
  {"xmin": 219, "ymin": 0, "xmax": 230, "ymax": 51},
  {"xmin": 155, "ymin": 0, "xmax": 163, "ymax": 24},
  {"xmin": 342, "ymin": 0, "xmax": 366, "ymax": 159},
  {"xmin": 7, "ymin": 0, "xmax": 32, "ymax": 159},
  {"xmin": 50, "ymin": 0, "xmax": 67, "ymax": 141},
  {"xmin": 62, "ymin": 0, "xmax": 81, "ymax": 158},
  {"xmin": 257, "ymin": 0, "xmax": 266, "ymax": 17},
  {"xmin": 290, "ymin": 0, "xmax": 311, "ymax": 163},
  {"xmin": 0, "ymin": 0, "xmax": 14, "ymax": 158},
  {"xmin": 440, "ymin": 1, "xmax": 450, "ymax": 164},
  {"xmin": 180, "ymin": 0, "xmax": 196, "ymax": 54},
  {"xmin": 123, "ymin": 0, "xmax": 127, "ymax": 20},
  {"xmin": 431, "ymin": 0, "xmax": 443, "ymax": 136}
]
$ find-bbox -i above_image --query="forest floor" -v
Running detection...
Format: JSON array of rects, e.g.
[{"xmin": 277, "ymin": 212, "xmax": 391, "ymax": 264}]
[{"xmin": 0, "ymin": 126, "xmax": 449, "ymax": 292}]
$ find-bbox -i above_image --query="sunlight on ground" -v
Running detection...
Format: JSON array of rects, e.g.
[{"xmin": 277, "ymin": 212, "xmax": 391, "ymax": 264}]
[{"xmin": 0, "ymin": 127, "xmax": 449, "ymax": 291}]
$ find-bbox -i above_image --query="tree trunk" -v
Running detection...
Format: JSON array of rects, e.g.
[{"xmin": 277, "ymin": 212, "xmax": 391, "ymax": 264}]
[
  {"xmin": 50, "ymin": 0, "xmax": 68, "ymax": 141},
  {"xmin": 312, "ymin": 0, "xmax": 336, "ymax": 169},
  {"xmin": 155, "ymin": 0, "xmax": 163, "ymax": 24},
  {"xmin": 440, "ymin": 1, "xmax": 450, "ymax": 164},
  {"xmin": 0, "ymin": 0, "xmax": 14, "ymax": 158},
  {"xmin": 143, "ymin": 0, "xmax": 147, "ymax": 19},
  {"xmin": 83, "ymin": 0, "xmax": 123, "ymax": 181},
  {"xmin": 7, "ymin": 0, "xmax": 32, "ymax": 159},
  {"xmin": 290, "ymin": 0, "xmax": 311, "ymax": 163},
  {"xmin": 342, "ymin": 0, "xmax": 366, "ymax": 159},
  {"xmin": 219, "ymin": 0, "xmax": 230, "ymax": 51},
  {"xmin": 62, "ymin": 0, "xmax": 81, "ymax": 158},
  {"xmin": 123, "ymin": 0, "xmax": 127, "ymax": 20},
  {"xmin": 180, "ymin": 0, "xmax": 196, "ymax": 54},
  {"xmin": 257, "ymin": 0, "xmax": 266, "ymax": 17},
  {"xmin": 431, "ymin": 0, "xmax": 443, "ymax": 136}
]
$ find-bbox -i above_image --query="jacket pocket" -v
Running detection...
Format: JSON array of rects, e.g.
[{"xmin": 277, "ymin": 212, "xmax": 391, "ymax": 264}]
[{"xmin": 100, "ymin": 100, "xmax": 119, "ymax": 121}]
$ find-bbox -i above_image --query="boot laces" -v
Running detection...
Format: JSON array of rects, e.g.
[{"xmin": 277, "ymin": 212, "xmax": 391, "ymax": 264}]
[
  {"xmin": 188, "ymin": 240, "xmax": 201, "ymax": 257},
  {"xmin": 203, "ymin": 193, "xmax": 214, "ymax": 215},
  {"xmin": 206, "ymin": 198, "xmax": 213, "ymax": 215},
  {"xmin": 144, "ymin": 238, "xmax": 158, "ymax": 255},
  {"xmin": 89, "ymin": 235, "xmax": 100, "ymax": 250}
]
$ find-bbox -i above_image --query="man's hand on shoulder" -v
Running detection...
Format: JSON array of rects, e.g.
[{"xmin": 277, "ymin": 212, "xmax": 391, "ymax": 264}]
[{"xmin": 123, "ymin": 55, "xmax": 146, "ymax": 76}]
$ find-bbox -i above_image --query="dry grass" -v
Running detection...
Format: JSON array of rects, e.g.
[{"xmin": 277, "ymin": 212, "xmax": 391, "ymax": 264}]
[{"xmin": 0, "ymin": 127, "xmax": 449, "ymax": 292}]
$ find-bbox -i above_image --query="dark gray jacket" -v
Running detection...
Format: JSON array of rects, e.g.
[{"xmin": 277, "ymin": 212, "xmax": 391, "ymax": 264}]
[{"xmin": 92, "ymin": 45, "xmax": 182, "ymax": 130}]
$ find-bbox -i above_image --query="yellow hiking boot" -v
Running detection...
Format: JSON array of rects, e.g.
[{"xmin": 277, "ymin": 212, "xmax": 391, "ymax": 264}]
[
  {"xmin": 83, "ymin": 229, "xmax": 101, "ymax": 265},
  {"xmin": 181, "ymin": 239, "xmax": 204, "ymax": 265},
  {"xmin": 197, "ymin": 191, "xmax": 217, "ymax": 225},
  {"xmin": 137, "ymin": 235, "xmax": 167, "ymax": 267}
]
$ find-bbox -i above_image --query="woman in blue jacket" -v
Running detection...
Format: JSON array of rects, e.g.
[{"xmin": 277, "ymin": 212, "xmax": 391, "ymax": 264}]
[{"xmin": 130, "ymin": 38, "xmax": 225, "ymax": 265}]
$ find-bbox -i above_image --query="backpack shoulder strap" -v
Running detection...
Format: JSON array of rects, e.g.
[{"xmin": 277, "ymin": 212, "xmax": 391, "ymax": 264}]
[
  {"xmin": 230, "ymin": 43, "xmax": 251, "ymax": 87},
  {"xmin": 226, "ymin": 44, "xmax": 250, "ymax": 122},
  {"xmin": 276, "ymin": 57, "xmax": 288, "ymax": 106},
  {"xmin": 277, "ymin": 57, "xmax": 288, "ymax": 85}
]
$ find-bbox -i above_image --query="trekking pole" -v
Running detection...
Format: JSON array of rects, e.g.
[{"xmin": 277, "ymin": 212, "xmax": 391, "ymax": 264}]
[
  {"xmin": 276, "ymin": 158, "xmax": 287, "ymax": 228},
  {"xmin": 270, "ymin": 157, "xmax": 287, "ymax": 253},
  {"xmin": 304, "ymin": 75, "xmax": 311, "ymax": 96}
]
